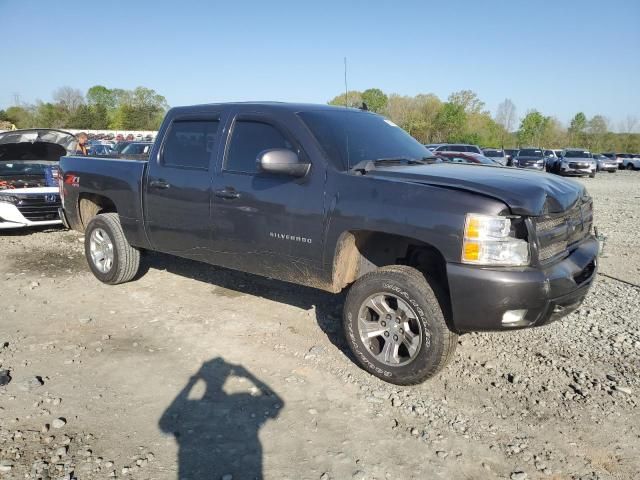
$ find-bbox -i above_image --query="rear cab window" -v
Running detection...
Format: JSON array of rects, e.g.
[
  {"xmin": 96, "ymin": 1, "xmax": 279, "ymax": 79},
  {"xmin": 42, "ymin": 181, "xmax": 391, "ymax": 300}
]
[{"xmin": 162, "ymin": 120, "xmax": 220, "ymax": 170}]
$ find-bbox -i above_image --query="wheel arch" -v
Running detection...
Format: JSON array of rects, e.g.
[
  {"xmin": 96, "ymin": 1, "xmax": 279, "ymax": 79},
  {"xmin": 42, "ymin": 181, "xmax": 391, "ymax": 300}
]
[
  {"xmin": 78, "ymin": 193, "xmax": 117, "ymax": 231},
  {"xmin": 330, "ymin": 230, "xmax": 452, "ymax": 322}
]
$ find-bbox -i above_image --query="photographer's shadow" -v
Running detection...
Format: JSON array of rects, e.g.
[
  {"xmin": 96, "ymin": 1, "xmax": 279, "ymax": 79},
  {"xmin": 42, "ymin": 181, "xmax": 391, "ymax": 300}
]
[{"xmin": 159, "ymin": 357, "xmax": 283, "ymax": 480}]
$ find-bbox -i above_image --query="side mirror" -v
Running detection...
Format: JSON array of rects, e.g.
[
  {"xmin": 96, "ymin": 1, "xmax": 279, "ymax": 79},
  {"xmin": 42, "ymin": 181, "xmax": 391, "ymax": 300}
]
[{"xmin": 258, "ymin": 149, "xmax": 310, "ymax": 177}]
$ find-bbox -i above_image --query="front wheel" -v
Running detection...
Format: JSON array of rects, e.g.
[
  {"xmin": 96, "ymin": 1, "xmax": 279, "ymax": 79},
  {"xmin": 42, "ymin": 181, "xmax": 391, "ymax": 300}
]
[
  {"xmin": 589, "ymin": 172, "xmax": 596, "ymax": 178},
  {"xmin": 84, "ymin": 213, "xmax": 140, "ymax": 285},
  {"xmin": 343, "ymin": 265, "xmax": 457, "ymax": 385},
  {"xmin": 627, "ymin": 164, "xmax": 635, "ymax": 170}
]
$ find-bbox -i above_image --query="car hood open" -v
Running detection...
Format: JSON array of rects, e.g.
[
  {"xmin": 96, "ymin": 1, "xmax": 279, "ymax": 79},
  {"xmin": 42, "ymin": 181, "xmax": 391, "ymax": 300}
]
[
  {"xmin": 368, "ymin": 163, "xmax": 586, "ymax": 216},
  {"xmin": 0, "ymin": 129, "xmax": 77, "ymax": 162}
]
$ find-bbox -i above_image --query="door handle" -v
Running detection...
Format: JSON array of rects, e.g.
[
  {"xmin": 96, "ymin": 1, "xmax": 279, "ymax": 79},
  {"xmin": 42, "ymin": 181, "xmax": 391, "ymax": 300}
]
[
  {"xmin": 214, "ymin": 188, "xmax": 240, "ymax": 200},
  {"xmin": 149, "ymin": 180, "xmax": 171, "ymax": 189}
]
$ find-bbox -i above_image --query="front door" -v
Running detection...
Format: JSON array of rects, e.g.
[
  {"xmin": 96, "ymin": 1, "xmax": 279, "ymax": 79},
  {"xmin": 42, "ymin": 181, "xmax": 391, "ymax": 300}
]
[
  {"xmin": 210, "ymin": 113, "xmax": 326, "ymax": 283},
  {"xmin": 144, "ymin": 114, "xmax": 222, "ymax": 259}
]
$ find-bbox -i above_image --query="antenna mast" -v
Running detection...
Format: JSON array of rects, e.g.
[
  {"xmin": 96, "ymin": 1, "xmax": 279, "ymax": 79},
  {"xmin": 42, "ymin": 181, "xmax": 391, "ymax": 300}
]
[{"xmin": 344, "ymin": 57, "xmax": 348, "ymax": 108}]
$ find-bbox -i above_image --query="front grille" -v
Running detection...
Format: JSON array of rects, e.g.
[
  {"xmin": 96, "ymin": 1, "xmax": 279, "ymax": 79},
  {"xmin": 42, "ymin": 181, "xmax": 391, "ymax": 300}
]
[
  {"xmin": 568, "ymin": 162, "xmax": 589, "ymax": 169},
  {"xmin": 16, "ymin": 195, "xmax": 61, "ymax": 221},
  {"xmin": 535, "ymin": 198, "xmax": 593, "ymax": 263}
]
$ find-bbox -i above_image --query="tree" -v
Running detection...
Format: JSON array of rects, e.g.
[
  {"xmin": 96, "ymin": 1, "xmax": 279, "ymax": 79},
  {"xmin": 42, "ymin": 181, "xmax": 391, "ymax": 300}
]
[
  {"xmin": 568, "ymin": 112, "xmax": 587, "ymax": 146},
  {"xmin": 4, "ymin": 106, "xmax": 35, "ymax": 128},
  {"xmin": 53, "ymin": 86, "xmax": 85, "ymax": 113},
  {"xmin": 33, "ymin": 102, "xmax": 68, "ymax": 128},
  {"xmin": 586, "ymin": 115, "xmax": 608, "ymax": 151},
  {"xmin": 466, "ymin": 112, "xmax": 503, "ymax": 147},
  {"xmin": 109, "ymin": 86, "xmax": 168, "ymax": 130},
  {"xmin": 517, "ymin": 110, "xmax": 548, "ymax": 146},
  {"xmin": 86, "ymin": 85, "xmax": 117, "ymax": 110},
  {"xmin": 539, "ymin": 117, "xmax": 566, "ymax": 148},
  {"xmin": 361, "ymin": 88, "xmax": 388, "ymax": 113},
  {"xmin": 447, "ymin": 90, "xmax": 485, "ymax": 114},
  {"xmin": 67, "ymin": 105, "xmax": 95, "ymax": 129},
  {"xmin": 328, "ymin": 90, "xmax": 363, "ymax": 108},
  {"xmin": 433, "ymin": 103, "xmax": 466, "ymax": 142},
  {"xmin": 495, "ymin": 99, "xmax": 517, "ymax": 146},
  {"xmin": 621, "ymin": 116, "xmax": 638, "ymax": 152}
]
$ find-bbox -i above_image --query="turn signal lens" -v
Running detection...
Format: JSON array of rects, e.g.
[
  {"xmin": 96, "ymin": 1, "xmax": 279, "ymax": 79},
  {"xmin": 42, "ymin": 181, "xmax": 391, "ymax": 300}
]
[
  {"xmin": 462, "ymin": 214, "xmax": 529, "ymax": 266},
  {"xmin": 464, "ymin": 214, "xmax": 511, "ymax": 240}
]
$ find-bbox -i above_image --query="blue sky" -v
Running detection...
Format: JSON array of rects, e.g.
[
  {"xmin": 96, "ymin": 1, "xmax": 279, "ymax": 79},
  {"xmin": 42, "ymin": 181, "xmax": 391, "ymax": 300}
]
[{"xmin": 1, "ymin": 0, "xmax": 638, "ymax": 129}]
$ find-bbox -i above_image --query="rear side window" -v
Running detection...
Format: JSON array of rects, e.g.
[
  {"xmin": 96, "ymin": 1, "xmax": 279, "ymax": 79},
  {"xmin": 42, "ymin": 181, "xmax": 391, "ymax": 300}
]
[
  {"xmin": 163, "ymin": 120, "xmax": 219, "ymax": 170},
  {"xmin": 225, "ymin": 120, "xmax": 292, "ymax": 174},
  {"xmin": 448, "ymin": 145, "xmax": 467, "ymax": 152}
]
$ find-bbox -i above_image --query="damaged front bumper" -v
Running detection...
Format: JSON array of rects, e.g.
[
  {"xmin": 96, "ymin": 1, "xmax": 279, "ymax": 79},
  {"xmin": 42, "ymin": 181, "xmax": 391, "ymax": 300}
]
[{"xmin": 446, "ymin": 236, "xmax": 599, "ymax": 332}]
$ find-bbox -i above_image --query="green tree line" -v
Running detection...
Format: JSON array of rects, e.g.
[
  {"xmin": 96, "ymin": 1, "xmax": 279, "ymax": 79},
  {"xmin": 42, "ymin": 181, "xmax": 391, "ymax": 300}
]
[
  {"xmin": 328, "ymin": 89, "xmax": 640, "ymax": 153},
  {"xmin": 0, "ymin": 85, "xmax": 168, "ymax": 131}
]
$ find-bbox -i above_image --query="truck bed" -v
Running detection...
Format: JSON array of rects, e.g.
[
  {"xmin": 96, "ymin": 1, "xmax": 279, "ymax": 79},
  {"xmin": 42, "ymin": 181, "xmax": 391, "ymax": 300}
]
[{"xmin": 59, "ymin": 155, "xmax": 149, "ymax": 247}]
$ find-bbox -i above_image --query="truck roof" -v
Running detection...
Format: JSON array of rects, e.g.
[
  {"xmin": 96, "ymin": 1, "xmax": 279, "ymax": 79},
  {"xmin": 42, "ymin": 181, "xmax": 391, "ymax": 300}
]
[{"xmin": 167, "ymin": 102, "xmax": 363, "ymax": 114}]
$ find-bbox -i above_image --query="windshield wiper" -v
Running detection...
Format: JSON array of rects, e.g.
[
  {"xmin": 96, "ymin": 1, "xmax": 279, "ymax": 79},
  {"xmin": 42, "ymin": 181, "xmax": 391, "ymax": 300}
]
[
  {"xmin": 374, "ymin": 157, "xmax": 433, "ymax": 165},
  {"xmin": 351, "ymin": 157, "xmax": 436, "ymax": 175}
]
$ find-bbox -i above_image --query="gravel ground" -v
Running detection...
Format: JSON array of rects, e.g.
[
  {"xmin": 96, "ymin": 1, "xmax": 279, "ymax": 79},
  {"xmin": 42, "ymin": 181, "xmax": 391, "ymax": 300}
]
[{"xmin": 0, "ymin": 171, "xmax": 639, "ymax": 480}]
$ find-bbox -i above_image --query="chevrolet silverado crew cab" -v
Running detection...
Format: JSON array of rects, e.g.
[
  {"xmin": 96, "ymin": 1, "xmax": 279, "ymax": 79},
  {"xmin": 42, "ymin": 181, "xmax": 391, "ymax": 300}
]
[
  {"xmin": 59, "ymin": 103, "xmax": 599, "ymax": 385},
  {"xmin": 0, "ymin": 129, "xmax": 76, "ymax": 229}
]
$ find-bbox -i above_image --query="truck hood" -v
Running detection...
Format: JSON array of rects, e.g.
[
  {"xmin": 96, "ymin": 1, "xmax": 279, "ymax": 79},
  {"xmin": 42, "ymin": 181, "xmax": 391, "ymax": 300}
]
[
  {"xmin": 0, "ymin": 129, "xmax": 77, "ymax": 162},
  {"xmin": 367, "ymin": 163, "xmax": 586, "ymax": 216}
]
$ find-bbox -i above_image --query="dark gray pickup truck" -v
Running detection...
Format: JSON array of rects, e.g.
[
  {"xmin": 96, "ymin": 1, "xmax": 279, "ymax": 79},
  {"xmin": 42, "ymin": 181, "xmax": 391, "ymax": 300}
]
[{"xmin": 59, "ymin": 102, "xmax": 599, "ymax": 385}]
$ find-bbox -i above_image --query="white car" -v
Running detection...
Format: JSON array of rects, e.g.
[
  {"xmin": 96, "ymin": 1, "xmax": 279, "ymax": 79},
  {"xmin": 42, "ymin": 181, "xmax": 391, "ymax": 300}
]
[
  {"xmin": 0, "ymin": 129, "xmax": 76, "ymax": 230},
  {"xmin": 622, "ymin": 154, "xmax": 640, "ymax": 170},
  {"xmin": 555, "ymin": 149, "xmax": 597, "ymax": 178}
]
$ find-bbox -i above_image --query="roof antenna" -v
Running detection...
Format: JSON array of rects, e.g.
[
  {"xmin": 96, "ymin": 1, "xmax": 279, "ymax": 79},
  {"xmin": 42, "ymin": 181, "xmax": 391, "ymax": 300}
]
[{"xmin": 344, "ymin": 57, "xmax": 348, "ymax": 108}]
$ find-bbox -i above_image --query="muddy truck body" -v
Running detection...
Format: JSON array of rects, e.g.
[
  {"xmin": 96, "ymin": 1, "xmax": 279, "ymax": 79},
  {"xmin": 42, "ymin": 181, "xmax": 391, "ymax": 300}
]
[{"xmin": 59, "ymin": 103, "xmax": 599, "ymax": 384}]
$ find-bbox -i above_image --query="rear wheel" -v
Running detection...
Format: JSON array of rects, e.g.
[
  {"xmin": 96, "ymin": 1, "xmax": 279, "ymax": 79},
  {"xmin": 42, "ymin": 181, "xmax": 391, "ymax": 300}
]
[
  {"xmin": 589, "ymin": 172, "xmax": 596, "ymax": 178},
  {"xmin": 343, "ymin": 265, "xmax": 457, "ymax": 385},
  {"xmin": 627, "ymin": 163, "xmax": 635, "ymax": 170},
  {"xmin": 84, "ymin": 213, "xmax": 140, "ymax": 285}
]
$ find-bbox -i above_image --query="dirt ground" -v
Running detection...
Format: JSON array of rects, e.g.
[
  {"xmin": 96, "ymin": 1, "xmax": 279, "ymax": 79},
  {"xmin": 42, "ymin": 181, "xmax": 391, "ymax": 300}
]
[{"xmin": 1, "ymin": 172, "xmax": 639, "ymax": 480}]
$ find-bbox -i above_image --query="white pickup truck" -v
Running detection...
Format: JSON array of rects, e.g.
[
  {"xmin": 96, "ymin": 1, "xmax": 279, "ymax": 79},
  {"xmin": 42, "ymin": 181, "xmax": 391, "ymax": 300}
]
[{"xmin": 0, "ymin": 129, "xmax": 76, "ymax": 230}]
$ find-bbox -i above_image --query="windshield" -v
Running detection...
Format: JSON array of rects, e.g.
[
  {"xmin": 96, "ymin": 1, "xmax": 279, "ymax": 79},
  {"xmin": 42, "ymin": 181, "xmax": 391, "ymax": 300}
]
[
  {"xmin": 517, "ymin": 149, "xmax": 543, "ymax": 157},
  {"xmin": 483, "ymin": 149, "xmax": 504, "ymax": 157},
  {"xmin": 299, "ymin": 110, "xmax": 434, "ymax": 170},
  {"xmin": 564, "ymin": 150, "xmax": 592, "ymax": 158}
]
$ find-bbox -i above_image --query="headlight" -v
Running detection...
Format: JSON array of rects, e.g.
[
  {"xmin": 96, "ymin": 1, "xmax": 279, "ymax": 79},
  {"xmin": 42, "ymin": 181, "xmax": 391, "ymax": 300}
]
[
  {"xmin": 462, "ymin": 214, "xmax": 529, "ymax": 266},
  {"xmin": 0, "ymin": 194, "xmax": 20, "ymax": 205},
  {"xmin": 536, "ymin": 159, "xmax": 544, "ymax": 165}
]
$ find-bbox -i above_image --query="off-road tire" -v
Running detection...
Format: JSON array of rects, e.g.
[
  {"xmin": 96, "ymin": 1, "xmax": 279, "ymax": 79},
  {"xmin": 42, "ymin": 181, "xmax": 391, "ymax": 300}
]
[
  {"xmin": 84, "ymin": 213, "xmax": 140, "ymax": 285},
  {"xmin": 589, "ymin": 172, "xmax": 596, "ymax": 178},
  {"xmin": 343, "ymin": 265, "xmax": 457, "ymax": 385}
]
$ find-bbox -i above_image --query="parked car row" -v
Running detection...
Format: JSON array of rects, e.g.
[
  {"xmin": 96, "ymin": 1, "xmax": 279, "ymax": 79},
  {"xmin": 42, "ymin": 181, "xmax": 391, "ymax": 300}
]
[
  {"xmin": 86, "ymin": 132, "xmax": 155, "ymax": 143},
  {"xmin": 86, "ymin": 140, "xmax": 154, "ymax": 158},
  {"xmin": 425, "ymin": 143, "xmax": 640, "ymax": 176}
]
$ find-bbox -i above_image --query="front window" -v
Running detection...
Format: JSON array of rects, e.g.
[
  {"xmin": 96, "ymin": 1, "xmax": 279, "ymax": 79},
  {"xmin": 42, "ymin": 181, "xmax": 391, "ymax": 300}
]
[
  {"xmin": 299, "ymin": 110, "xmax": 433, "ymax": 170},
  {"xmin": 483, "ymin": 149, "xmax": 504, "ymax": 157},
  {"xmin": 564, "ymin": 150, "xmax": 592, "ymax": 158},
  {"xmin": 518, "ymin": 149, "xmax": 544, "ymax": 157},
  {"xmin": 225, "ymin": 120, "xmax": 293, "ymax": 174}
]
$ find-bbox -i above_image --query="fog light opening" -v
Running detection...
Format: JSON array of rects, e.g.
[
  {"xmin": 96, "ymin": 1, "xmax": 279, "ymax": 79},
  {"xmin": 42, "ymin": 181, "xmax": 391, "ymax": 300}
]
[{"xmin": 502, "ymin": 309, "xmax": 528, "ymax": 326}]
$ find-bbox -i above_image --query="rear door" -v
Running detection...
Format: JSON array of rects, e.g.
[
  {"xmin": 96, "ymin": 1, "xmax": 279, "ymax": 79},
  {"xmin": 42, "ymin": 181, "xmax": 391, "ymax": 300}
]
[{"xmin": 144, "ymin": 112, "xmax": 223, "ymax": 258}]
